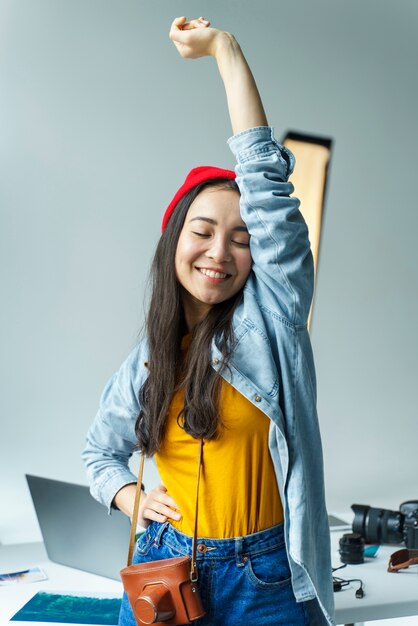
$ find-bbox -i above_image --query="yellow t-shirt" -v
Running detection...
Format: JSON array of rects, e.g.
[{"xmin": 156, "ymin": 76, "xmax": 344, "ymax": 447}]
[{"xmin": 154, "ymin": 336, "xmax": 284, "ymax": 538}]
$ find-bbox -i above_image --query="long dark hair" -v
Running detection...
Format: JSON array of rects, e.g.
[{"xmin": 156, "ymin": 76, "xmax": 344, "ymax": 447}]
[{"xmin": 135, "ymin": 178, "xmax": 242, "ymax": 456}]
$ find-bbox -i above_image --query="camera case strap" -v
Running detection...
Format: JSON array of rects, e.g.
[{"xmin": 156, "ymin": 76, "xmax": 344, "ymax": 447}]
[{"xmin": 120, "ymin": 439, "xmax": 205, "ymax": 625}]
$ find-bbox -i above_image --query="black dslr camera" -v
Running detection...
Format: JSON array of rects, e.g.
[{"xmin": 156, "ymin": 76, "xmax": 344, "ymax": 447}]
[{"xmin": 352, "ymin": 501, "xmax": 418, "ymax": 549}]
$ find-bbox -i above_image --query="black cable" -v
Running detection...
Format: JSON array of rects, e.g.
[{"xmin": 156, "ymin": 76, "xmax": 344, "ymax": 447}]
[
  {"xmin": 332, "ymin": 564, "xmax": 364, "ymax": 598},
  {"xmin": 332, "ymin": 563, "xmax": 347, "ymax": 573}
]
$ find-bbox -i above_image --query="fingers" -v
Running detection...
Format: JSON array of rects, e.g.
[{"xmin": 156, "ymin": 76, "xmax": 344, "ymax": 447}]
[
  {"xmin": 169, "ymin": 16, "xmax": 186, "ymax": 41},
  {"xmin": 143, "ymin": 501, "xmax": 181, "ymax": 523},
  {"xmin": 170, "ymin": 16, "xmax": 210, "ymax": 34},
  {"xmin": 182, "ymin": 17, "xmax": 211, "ymax": 31},
  {"xmin": 155, "ymin": 488, "xmax": 180, "ymax": 514},
  {"xmin": 172, "ymin": 16, "xmax": 186, "ymax": 27},
  {"xmin": 169, "ymin": 16, "xmax": 216, "ymax": 59},
  {"xmin": 140, "ymin": 484, "xmax": 182, "ymax": 525}
]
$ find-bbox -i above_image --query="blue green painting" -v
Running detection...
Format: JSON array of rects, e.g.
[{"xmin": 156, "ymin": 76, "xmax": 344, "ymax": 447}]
[{"xmin": 11, "ymin": 591, "xmax": 121, "ymax": 625}]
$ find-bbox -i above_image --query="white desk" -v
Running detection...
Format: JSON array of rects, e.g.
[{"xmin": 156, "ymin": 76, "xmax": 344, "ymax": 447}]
[
  {"xmin": 330, "ymin": 531, "xmax": 418, "ymax": 625},
  {"xmin": 1, "ymin": 540, "xmax": 417, "ymax": 626},
  {"xmin": 0, "ymin": 542, "xmax": 122, "ymax": 625}
]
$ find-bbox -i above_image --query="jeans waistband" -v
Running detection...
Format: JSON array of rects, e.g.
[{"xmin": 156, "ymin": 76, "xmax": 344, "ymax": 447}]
[{"xmin": 147, "ymin": 520, "xmax": 286, "ymax": 562}]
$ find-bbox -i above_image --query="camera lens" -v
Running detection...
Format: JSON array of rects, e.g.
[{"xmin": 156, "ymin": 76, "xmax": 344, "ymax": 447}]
[
  {"xmin": 352, "ymin": 504, "xmax": 403, "ymax": 545},
  {"xmin": 339, "ymin": 533, "xmax": 365, "ymax": 564}
]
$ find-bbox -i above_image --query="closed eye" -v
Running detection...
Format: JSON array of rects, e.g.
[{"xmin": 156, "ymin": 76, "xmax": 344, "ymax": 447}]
[
  {"xmin": 192, "ymin": 231, "xmax": 250, "ymax": 246},
  {"xmin": 232, "ymin": 239, "xmax": 250, "ymax": 247}
]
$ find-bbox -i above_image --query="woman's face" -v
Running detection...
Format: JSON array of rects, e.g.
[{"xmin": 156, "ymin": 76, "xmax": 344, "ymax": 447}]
[{"xmin": 175, "ymin": 187, "xmax": 252, "ymax": 328}]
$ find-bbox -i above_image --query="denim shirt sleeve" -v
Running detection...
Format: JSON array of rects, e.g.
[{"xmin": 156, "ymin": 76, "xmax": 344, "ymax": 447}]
[
  {"xmin": 81, "ymin": 342, "xmax": 144, "ymax": 512},
  {"xmin": 228, "ymin": 126, "xmax": 314, "ymax": 327}
]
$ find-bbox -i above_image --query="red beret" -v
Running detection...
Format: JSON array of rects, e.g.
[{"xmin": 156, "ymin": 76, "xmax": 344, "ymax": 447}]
[{"xmin": 162, "ymin": 166, "xmax": 236, "ymax": 231}]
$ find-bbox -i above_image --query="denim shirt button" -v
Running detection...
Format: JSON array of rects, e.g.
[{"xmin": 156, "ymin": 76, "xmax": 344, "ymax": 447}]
[
  {"xmin": 213, "ymin": 357, "xmax": 220, "ymax": 365},
  {"xmin": 254, "ymin": 395, "xmax": 262, "ymax": 402}
]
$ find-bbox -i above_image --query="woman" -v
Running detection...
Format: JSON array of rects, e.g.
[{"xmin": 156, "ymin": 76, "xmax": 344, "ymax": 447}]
[{"xmin": 83, "ymin": 16, "xmax": 335, "ymax": 626}]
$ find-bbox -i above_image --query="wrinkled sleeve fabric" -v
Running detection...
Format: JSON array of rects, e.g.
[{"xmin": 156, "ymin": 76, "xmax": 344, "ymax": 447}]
[
  {"xmin": 82, "ymin": 342, "xmax": 144, "ymax": 513},
  {"xmin": 228, "ymin": 126, "xmax": 314, "ymax": 327}
]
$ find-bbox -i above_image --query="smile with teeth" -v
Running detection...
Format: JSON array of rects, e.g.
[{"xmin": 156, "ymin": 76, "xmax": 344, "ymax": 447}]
[{"xmin": 198, "ymin": 268, "xmax": 230, "ymax": 279}]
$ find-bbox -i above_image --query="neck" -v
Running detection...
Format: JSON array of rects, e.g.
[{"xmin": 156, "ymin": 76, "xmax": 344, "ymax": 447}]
[{"xmin": 181, "ymin": 290, "xmax": 212, "ymax": 332}]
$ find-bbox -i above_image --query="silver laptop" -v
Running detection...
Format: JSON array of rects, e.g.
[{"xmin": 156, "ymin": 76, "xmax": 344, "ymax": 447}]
[{"xmin": 26, "ymin": 474, "xmax": 131, "ymax": 580}]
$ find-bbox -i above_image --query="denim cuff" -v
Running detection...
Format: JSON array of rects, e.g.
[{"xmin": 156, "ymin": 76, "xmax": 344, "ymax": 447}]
[
  {"xmin": 227, "ymin": 126, "xmax": 295, "ymax": 177},
  {"xmin": 94, "ymin": 469, "xmax": 138, "ymax": 514}
]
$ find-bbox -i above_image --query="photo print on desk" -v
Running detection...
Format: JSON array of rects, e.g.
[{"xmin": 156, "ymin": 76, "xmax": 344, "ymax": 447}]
[
  {"xmin": 0, "ymin": 567, "xmax": 47, "ymax": 585},
  {"xmin": 10, "ymin": 590, "xmax": 121, "ymax": 625}
]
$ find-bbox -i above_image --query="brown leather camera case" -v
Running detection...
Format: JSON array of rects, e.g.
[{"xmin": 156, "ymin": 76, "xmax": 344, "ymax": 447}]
[
  {"xmin": 120, "ymin": 555, "xmax": 205, "ymax": 625},
  {"xmin": 120, "ymin": 441, "xmax": 206, "ymax": 625}
]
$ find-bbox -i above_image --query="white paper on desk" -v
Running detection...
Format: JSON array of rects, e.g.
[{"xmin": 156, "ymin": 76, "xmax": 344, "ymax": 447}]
[
  {"xmin": 0, "ymin": 566, "xmax": 47, "ymax": 585},
  {"xmin": 10, "ymin": 590, "xmax": 121, "ymax": 625}
]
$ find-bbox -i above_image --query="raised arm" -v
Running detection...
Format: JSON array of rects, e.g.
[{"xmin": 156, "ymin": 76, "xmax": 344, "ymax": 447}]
[
  {"xmin": 170, "ymin": 17, "xmax": 313, "ymax": 326},
  {"xmin": 169, "ymin": 16, "xmax": 267, "ymax": 134}
]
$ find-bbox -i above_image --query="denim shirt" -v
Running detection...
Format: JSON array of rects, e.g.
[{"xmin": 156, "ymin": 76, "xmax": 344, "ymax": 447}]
[{"xmin": 82, "ymin": 126, "xmax": 335, "ymax": 626}]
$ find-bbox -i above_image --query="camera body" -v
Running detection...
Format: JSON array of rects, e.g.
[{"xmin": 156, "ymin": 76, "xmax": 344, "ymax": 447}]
[
  {"xmin": 352, "ymin": 500, "xmax": 418, "ymax": 549},
  {"xmin": 401, "ymin": 501, "xmax": 418, "ymax": 549}
]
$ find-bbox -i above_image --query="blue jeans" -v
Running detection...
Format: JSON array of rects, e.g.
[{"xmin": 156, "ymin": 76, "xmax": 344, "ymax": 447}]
[{"xmin": 119, "ymin": 521, "xmax": 309, "ymax": 626}]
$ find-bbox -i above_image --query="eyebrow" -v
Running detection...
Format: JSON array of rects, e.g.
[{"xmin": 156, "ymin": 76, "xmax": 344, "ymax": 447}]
[{"xmin": 189, "ymin": 216, "xmax": 248, "ymax": 232}]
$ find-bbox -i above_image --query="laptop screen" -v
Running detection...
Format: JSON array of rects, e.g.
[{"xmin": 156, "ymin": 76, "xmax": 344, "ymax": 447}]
[{"xmin": 26, "ymin": 474, "xmax": 131, "ymax": 580}]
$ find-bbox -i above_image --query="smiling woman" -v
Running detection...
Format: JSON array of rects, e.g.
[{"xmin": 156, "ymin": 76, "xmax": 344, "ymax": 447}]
[
  {"xmin": 175, "ymin": 185, "xmax": 252, "ymax": 329},
  {"xmin": 134, "ymin": 173, "xmax": 249, "ymax": 455},
  {"xmin": 83, "ymin": 15, "xmax": 334, "ymax": 626}
]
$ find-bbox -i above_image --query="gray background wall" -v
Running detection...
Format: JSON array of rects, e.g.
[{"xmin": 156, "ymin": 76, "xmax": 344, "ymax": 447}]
[{"xmin": 1, "ymin": 0, "xmax": 417, "ymax": 544}]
